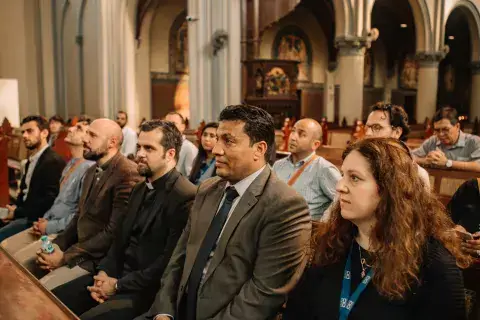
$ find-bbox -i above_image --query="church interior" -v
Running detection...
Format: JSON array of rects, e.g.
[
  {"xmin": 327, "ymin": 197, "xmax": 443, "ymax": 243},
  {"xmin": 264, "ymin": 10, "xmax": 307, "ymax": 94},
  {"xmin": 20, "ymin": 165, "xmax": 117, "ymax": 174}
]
[{"xmin": 2, "ymin": 0, "xmax": 480, "ymax": 318}]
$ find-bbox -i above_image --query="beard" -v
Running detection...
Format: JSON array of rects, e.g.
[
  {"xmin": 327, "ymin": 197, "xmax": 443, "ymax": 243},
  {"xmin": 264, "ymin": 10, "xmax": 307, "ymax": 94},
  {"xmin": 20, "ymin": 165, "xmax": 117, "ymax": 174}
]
[
  {"xmin": 25, "ymin": 139, "xmax": 41, "ymax": 150},
  {"xmin": 83, "ymin": 148, "xmax": 108, "ymax": 161},
  {"xmin": 138, "ymin": 164, "xmax": 153, "ymax": 178}
]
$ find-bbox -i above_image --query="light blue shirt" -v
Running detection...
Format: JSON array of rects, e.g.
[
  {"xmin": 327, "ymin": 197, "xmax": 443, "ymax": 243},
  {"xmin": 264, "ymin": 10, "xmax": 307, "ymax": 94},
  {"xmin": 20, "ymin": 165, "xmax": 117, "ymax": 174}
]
[
  {"xmin": 273, "ymin": 152, "xmax": 341, "ymax": 220},
  {"xmin": 43, "ymin": 158, "xmax": 95, "ymax": 234},
  {"xmin": 412, "ymin": 131, "xmax": 480, "ymax": 162}
]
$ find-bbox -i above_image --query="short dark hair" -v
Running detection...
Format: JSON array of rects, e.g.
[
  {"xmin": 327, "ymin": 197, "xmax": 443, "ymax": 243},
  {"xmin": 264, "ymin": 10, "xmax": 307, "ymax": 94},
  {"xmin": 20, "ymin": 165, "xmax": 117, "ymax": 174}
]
[
  {"xmin": 117, "ymin": 110, "xmax": 128, "ymax": 120},
  {"xmin": 139, "ymin": 120, "xmax": 183, "ymax": 161},
  {"xmin": 219, "ymin": 104, "xmax": 275, "ymax": 162},
  {"xmin": 371, "ymin": 102, "xmax": 411, "ymax": 142},
  {"xmin": 49, "ymin": 114, "xmax": 64, "ymax": 125},
  {"xmin": 166, "ymin": 111, "xmax": 185, "ymax": 124},
  {"xmin": 77, "ymin": 115, "xmax": 92, "ymax": 125},
  {"xmin": 433, "ymin": 107, "xmax": 458, "ymax": 125},
  {"xmin": 21, "ymin": 115, "xmax": 49, "ymax": 132}
]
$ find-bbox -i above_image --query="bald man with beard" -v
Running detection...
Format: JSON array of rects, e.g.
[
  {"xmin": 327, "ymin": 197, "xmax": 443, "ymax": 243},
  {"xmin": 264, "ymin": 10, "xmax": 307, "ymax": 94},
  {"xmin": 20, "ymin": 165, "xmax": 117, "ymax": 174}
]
[
  {"xmin": 31, "ymin": 119, "xmax": 142, "ymax": 290},
  {"xmin": 273, "ymin": 118, "xmax": 341, "ymax": 220}
]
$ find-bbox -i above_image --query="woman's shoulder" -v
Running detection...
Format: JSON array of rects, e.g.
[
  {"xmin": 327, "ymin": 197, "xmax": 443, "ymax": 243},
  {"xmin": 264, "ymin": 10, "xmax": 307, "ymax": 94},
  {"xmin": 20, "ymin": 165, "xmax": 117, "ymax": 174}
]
[{"xmin": 421, "ymin": 238, "xmax": 462, "ymax": 280}]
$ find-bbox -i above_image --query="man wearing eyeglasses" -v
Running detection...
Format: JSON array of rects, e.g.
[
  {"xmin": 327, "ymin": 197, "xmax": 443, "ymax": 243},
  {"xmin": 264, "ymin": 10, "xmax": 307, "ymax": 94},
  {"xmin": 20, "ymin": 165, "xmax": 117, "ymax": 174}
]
[
  {"xmin": 412, "ymin": 107, "xmax": 480, "ymax": 172},
  {"xmin": 364, "ymin": 102, "xmax": 430, "ymax": 189}
]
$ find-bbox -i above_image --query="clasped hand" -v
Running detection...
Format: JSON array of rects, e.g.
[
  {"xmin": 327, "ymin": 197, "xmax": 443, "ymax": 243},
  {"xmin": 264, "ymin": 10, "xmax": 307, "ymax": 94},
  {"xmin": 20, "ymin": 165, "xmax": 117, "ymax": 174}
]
[
  {"xmin": 87, "ymin": 271, "xmax": 118, "ymax": 304},
  {"xmin": 36, "ymin": 244, "xmax": 65, "ymax": 271},
  {"xmin": 1, "ymin": 204, "xmax": 16, "ymax": 223},
  {"xmin": 425, "ymin": 150, "xmax": 448, "ymax": 167}
]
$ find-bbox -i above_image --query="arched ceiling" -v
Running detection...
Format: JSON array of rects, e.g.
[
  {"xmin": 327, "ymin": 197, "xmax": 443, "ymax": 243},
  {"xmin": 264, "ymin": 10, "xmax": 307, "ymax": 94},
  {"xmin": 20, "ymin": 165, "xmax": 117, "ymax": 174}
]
[
  {"xmin": 444, "ymin": 8, "xmax": 471, "ymax": 67},
  {"xmin": 371, "ymin": 0, "xmax": 416, "ymax": 71},
  {"xmin": 299, "ymin": 0, "xmax": 336, "ymax": 63}
]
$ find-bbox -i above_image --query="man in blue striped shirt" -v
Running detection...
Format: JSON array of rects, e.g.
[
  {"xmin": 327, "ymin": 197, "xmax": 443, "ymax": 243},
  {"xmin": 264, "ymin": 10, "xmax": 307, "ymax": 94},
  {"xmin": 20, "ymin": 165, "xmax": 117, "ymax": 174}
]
[
  {"xmin": 1, "ymin": 119, "xmax": 94, "ymax": 255},
  {"xmin": 273, "ymin": 118, "xmax": 341, "ymax": 220}
]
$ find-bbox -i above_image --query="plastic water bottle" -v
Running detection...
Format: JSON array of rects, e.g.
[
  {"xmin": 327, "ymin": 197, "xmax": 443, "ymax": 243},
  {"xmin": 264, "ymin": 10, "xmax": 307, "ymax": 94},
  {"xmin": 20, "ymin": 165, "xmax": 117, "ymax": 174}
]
[{"xmin": 40, "ymin": 235, "xmax": 55, "ymax": 254}]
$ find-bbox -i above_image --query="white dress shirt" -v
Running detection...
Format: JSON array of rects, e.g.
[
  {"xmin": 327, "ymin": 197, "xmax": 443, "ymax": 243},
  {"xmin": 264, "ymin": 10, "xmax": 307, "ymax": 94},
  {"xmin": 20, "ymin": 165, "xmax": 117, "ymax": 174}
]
[
  {"xmin": 121, "ymin": 126, "xmax": 138, "ymax": 157},
  {"xmin": 23, "ymin": 144, "xmax": 49, "ymax": 201}
]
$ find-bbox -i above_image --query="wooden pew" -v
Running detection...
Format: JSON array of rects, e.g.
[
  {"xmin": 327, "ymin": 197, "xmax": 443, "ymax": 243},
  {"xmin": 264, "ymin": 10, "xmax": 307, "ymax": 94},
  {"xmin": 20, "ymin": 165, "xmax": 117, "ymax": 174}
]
[
  {"xmin": 0, "ymin": 247, "xmax": 79, "ymax": 319},
  {"xmin": 423, "ymin": 167, "xmax": 480, "ymax": 205}
]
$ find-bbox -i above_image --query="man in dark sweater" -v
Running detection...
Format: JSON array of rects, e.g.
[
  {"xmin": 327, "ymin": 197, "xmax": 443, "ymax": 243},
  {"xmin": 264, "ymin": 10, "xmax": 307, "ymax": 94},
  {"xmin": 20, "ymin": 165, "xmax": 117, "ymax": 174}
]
[
  {"xmin": 0, "ymin": 115, "xmax": 65, "ymax": 241},
  {"xmin": 34, "ymin": 119, "xmax": 142, "ymax": 290},
  {"xmin": 53, "ymin": 120, "xmax": 197, "ymax": 320}
]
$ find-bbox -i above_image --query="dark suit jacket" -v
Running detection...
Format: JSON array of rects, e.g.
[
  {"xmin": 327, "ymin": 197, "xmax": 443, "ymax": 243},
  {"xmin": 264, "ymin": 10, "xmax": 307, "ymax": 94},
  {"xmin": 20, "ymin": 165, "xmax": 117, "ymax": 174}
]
[
  {"xmin": 54, "ymin": 152, "xmax": 142, "ymax": 272},
  {"xmin": 15, "ymin": 147, "xmax": 65, "ymax": 222},
  {"xmin": 146, "ymin": 166, "xmax": 311, "ymax": 320},
  {"xmin": 98, "ymin": 169, "xmax": 196, "ymax": 305}
]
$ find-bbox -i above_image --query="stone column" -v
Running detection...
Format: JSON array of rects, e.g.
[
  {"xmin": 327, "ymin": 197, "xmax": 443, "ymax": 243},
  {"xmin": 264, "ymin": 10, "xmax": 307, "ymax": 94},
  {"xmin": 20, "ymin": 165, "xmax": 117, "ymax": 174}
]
[
  {"xmin": 415, "ymin": 52, "xmax": 444, "ymax": 124},
  {"xmin": 97, "ymin": 0, "xmax": 125, "ymax": 119},
  {"xmin": 470, "ymin": 61, "xmax": 480, "ymax": 121},
  {"xmin": 188, "ymin": 0, "xmax": 242, "ymax": 126},
  {"xmin": 336, "ymin": 38, "xmax": 366, "ymax": 125},
  {"xmin": 324, "ymin": 63, "xmax": 336, "ymax": 122}
]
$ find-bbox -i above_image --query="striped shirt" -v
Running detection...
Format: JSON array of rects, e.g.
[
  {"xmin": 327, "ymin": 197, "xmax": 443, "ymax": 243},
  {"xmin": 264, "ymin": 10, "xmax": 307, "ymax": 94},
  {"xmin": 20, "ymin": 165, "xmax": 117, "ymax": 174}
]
[{"xmin": 273, "ymin": 153, "xmax": 341, "ymax": 220}]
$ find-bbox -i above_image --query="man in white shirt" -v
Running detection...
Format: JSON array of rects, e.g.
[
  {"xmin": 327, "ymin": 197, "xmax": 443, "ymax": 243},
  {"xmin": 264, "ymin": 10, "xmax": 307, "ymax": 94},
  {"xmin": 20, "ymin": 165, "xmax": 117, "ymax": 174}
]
[
  {"xmin": 165, "ymin": 112, "xmax": 198, "ymax": 177},
  {"xmin": 137, "ymin": 105, "xmax": 311, "ymax": 320},
  {"xmin": 116, "ymin": 111, "xmax": 137, "ymax": 158}
]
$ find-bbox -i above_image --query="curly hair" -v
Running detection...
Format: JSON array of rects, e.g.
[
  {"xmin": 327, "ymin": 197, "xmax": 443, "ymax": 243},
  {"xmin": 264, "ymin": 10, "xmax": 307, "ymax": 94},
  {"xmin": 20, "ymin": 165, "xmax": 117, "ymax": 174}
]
[{"xmin": 312, "ymin": 138, "xmax": 470, "ymax": 299}]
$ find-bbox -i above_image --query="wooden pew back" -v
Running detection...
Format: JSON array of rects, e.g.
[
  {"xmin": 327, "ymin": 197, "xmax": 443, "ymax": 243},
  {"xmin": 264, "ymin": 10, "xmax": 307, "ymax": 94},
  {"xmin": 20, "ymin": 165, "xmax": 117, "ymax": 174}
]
[{"xmin": 0, "ymin": 247, "xmax": 79, "ymax": 319}]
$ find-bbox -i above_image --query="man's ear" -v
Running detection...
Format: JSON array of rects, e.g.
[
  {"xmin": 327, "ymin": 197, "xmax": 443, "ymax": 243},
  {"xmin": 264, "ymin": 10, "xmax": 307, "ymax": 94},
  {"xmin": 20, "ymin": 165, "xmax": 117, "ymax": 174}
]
[{"xmin": 253, "ymin": 141, "xmax": 268, "ymax": 161}]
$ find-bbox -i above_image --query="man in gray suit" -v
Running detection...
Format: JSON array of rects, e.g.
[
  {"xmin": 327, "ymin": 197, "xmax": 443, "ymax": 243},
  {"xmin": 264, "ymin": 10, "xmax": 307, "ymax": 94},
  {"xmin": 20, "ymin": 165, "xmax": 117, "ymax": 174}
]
[{"xmin": 139, "ymin": 105, "xmax": 311, "ymax": 320}]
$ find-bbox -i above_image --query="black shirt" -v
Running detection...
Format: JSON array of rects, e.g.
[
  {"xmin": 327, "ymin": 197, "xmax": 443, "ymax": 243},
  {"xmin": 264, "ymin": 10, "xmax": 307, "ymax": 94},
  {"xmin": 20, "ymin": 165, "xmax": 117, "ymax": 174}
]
[
  {"xmin": 283, "ymin": 239, "xmax": 466, "ymax": 320},
  {"xmin": 122, "ymin": 171, "xmax": 171, "ymax": 276},
  {"xmin": 448, "ymin": 179, "xmax": 480, "ymax": 234}
]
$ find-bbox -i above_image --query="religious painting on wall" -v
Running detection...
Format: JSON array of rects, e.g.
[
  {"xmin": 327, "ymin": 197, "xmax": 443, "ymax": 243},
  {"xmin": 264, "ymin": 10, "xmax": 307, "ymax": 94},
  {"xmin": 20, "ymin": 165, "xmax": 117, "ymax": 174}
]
[
  {"xmin": 273, "ymin": 26, "xmax": 312, "ymax": 82},
  {"xmin": 364, "ymin": 49, "xmax": 373, "ymax": 87},
  {"xmin": 176, "ymin": 21, "xmax": 188, "ymax": 74},
  {"xmin": 400, "ymin": 57, "xmax": 418, "ymax": 89},
  {"xmin": 265, "ymin": 67, "xmax": 291, "ymax": 96}
]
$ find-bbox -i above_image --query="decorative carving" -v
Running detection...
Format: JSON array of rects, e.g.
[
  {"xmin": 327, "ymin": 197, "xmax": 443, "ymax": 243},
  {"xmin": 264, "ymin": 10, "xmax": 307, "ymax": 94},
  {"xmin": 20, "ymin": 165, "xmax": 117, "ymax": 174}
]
[
  {"xmin": 273, "ymin": 26, "xmax": 312, "ymax": 82},
  {"xmin": 335, "ymin": 37, "xmax": 366, "ymax": 56},
  {"xmin": 243, "ymin": 59, "xmax": 300, "ymax": 128},
  {"xmin": 265, "ymin": 67, "xmax": 291, "ymax": 96},
  {"xmin": 212, "ymin": 30, "xmax": 228, "ymax": 56},
  {"xmin": 415, "ymin": 51, "xmax": 446, "ymax": 67}
]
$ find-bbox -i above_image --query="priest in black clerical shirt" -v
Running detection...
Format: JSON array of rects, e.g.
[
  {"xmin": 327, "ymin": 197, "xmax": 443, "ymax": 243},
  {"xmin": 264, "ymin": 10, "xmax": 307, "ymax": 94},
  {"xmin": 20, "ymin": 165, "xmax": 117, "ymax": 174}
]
[{"xmin": 53, "ymin": 120, "xmax": 197, "ymax": 320}]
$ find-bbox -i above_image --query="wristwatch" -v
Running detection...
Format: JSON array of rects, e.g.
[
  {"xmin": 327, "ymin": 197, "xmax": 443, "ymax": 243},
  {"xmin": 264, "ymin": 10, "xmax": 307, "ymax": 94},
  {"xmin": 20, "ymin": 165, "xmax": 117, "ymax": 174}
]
[
  {"xmin": 115, "ymin": 282, "xmax": 119, "ymax": 291},
  {"xmin": 446, "ymin": 159, "xmax": 453, "ymax": 168}
]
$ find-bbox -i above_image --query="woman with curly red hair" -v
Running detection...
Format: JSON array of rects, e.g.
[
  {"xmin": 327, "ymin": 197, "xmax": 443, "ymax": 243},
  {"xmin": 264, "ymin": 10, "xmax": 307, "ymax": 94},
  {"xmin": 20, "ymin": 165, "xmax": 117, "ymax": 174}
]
[{"xmin": 283, "ymin": 138, "xmax": 470, "ymax": 319}]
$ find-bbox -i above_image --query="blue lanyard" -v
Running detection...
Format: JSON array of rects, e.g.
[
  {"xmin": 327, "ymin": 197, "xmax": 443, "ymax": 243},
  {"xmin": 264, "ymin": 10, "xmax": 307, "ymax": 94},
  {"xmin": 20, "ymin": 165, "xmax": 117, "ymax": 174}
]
[{"xmin": 339, "ymin": 244, "xmax": 374, "ymax": 320}]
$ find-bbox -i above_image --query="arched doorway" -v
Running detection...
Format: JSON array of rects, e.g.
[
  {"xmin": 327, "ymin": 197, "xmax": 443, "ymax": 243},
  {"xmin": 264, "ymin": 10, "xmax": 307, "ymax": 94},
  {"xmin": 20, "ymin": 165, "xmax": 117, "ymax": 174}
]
[
  {"xmin": 370, "ymin": 0, "xmax": 418, "ymax": 122},
  {"xmin": 442, "ymin": 2, "xmax": 480, "ymax": 121}
]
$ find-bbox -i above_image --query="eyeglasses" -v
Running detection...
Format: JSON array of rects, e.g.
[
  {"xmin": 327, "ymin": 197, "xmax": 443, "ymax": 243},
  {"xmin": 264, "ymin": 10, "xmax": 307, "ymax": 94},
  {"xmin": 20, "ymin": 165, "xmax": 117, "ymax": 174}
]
[
  {"xmin": 365, "ymin": 124, "xmax": 394, "ymax": 133},
  {"xmin": 433, "ymin": 127, "xmax": 453, "ymax": 135}
]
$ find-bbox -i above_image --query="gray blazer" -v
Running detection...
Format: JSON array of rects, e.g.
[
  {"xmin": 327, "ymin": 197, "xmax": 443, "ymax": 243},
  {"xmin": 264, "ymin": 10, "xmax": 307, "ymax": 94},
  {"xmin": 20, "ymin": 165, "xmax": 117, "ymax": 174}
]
[{"xmin": 144, "ymin": 166, "xmax": 311, "ymax": 320}]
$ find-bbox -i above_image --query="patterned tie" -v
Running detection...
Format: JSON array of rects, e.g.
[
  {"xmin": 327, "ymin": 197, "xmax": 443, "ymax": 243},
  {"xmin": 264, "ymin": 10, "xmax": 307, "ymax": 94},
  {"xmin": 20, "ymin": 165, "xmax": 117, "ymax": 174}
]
[{"xmin": 186, "ymin": 186, "xmax": 239, "ymax": 320}]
